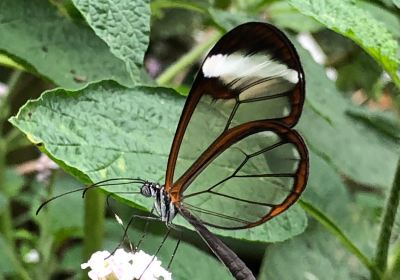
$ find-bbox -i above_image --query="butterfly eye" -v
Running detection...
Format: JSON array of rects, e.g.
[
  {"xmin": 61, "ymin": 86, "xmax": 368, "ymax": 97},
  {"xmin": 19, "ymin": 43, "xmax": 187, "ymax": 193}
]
[{"xmin": 140, "ymin": 183, "xmax": 152, "ymax": 197}]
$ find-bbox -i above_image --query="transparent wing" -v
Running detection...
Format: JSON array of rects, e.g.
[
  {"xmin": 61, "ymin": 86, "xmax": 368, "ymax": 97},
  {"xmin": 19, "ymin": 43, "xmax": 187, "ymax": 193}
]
[
  {"xmin": 165, "ymin": 22, "xmax": 305, "ymax": 191},
  {"xmin": 177, "ymin": 122, "xmax": 308, "ymax": 229}
]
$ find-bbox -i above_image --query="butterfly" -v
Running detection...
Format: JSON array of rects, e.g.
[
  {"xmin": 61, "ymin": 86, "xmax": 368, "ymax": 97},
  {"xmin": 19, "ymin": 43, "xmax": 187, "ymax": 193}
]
[
  {"xmin": 38, "ymin": 21, "xmax": 308, "ymax": 280},
  {"xmin": 139, "ymin": 22, "xmax": 308, "ymax": 279}
]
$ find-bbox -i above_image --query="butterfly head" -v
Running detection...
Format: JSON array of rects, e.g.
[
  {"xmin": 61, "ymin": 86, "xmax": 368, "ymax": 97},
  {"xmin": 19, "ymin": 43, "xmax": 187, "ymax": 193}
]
[{"xmin": 140, "ymin": 182, "xmax": 161, "ymax": 197}]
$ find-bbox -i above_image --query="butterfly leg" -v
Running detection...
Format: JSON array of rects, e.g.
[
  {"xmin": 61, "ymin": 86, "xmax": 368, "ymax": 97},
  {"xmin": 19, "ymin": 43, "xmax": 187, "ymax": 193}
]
[
  {"xmin": 139, "ymin": 228, "xmax": 171, "ymax": 280},
  {"xmin": 167, "ymin": 231, "xmax": 182, "ymax": 269}
]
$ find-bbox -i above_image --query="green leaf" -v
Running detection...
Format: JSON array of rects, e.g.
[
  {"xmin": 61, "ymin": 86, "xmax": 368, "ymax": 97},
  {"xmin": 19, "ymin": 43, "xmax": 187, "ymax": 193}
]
[
  {"xmin": 0, "ymin": 194, "xmax": 7, "ymax": 214},
  {"xmin": 303, "ymin": 152, "xmax": 351, "ymax": 223},
  {"xmin": 259, "ymin": 152, "xmax": 383, "ymax": 279},
  {"xmin": 347, "ymin": 107, "xmax": 400, "ymax": 141},
  {"xmin": 208, "ymin": 8, "xmax": 254, "ymax": 31},
  {"xmin": 0, "ymin": 236, "xmax": 30, "ymax": 279},
  {"xmin": 10, "ymin": 80, "xmax": 307, "ymax": 243},
  {"xmin": 0, "ymin": 0, "xmax": 133, "ymax": 89},
  {"xmin": 336, "ymin": 51, "xmax": 382, "ymax": 95},
  {"xmin": 0, "ymin": 236, "xmax": 16, "ymax": 274},
  {"xmin": 35, "ymin": 176, "xmax": 84, "ymax": 237},
  {"xmin": 2, "ymin": 168, "xmax": 24, "ymax": 198},
  {"xmin": 289, "ymin": 0, "xmax": 400, "ymax": 88},
  {"xmin": 301, "ymin": 152, "xmax": 379, "ymax": 261},
  {"xmin": 266, "ymin": 2, "xmax": 323, "ymax": 33},
  {"xmin": 359, "ymin": 1, "xmax": 400, "ymax": 39},
  {"xmin": 294, "ymin": 40, "xmax": 399, "ymax": 189},
  {"xmin": 71, "ymin": 0, "xmax": 151, "ymax": 83},
  {"xmin": 259, "ymin": 224, "xmax": 369, "ymax": 280}
]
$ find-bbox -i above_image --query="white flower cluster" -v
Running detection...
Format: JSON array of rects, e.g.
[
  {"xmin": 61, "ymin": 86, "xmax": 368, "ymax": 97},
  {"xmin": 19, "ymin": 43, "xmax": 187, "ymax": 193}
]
[{"xmin": 81, "ymin": 249, "xmax": 172, "ymax": 280}]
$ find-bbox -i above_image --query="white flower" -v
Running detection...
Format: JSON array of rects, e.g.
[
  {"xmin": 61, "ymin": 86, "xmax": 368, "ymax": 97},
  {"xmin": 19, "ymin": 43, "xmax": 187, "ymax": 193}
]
[
  {"xmin": 23, "ymin": 249, "xmax": 40, "ymax": 263},
  {"xmin": 81, "ymin": 249, "xmax": 172, "ymax": 280}
]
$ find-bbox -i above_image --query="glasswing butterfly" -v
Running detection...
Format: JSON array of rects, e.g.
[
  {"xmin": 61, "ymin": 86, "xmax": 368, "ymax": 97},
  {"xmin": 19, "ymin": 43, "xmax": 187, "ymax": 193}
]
[
  {"xmin": 140, "ymin": 22, "xmax": 308, "ymax": 279},
  {"xmin": 38, "ymin": 22, "xmax": 308, "ymax": 280}
]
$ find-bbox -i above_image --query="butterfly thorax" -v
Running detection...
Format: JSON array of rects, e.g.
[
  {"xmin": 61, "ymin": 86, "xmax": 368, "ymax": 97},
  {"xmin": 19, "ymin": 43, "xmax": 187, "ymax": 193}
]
[{"xmin": 140, "ymin": 182, "xmax": 177, "ymax": 225}]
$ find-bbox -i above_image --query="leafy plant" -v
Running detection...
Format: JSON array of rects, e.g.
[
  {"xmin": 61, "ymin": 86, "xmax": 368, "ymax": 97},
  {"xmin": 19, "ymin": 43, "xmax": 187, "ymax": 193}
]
[{"xmin": 0, "ymin": 0, "xmax": 399, "ymax": 279}]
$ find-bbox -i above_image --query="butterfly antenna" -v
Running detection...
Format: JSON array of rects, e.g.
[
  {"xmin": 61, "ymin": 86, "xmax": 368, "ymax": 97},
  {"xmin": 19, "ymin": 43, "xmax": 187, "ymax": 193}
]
[
  {"xmin": 36, "ymin": 187, "xmax": 86, "ymax": 215},
  {"xmin": 36, "ymin": 177, "xmax": 145, "ymax": 215},
  {"xmin": 82, "ymin": 178, "xmax": 146, "ymax": 198}
]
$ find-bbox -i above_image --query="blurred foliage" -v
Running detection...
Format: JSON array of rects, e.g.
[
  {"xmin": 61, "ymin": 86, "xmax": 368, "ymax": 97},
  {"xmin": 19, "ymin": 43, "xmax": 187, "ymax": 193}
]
[{"xmin": 0, "ymin": 0, "xmax": 399, "ymax": 279}]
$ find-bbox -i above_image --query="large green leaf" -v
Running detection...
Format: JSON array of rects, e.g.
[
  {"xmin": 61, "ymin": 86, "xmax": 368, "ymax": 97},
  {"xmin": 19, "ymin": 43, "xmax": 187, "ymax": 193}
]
[
  {"xmin": 10, "ymin": 80, "xmax": 307, "ymax": 243},
  {"xmin": 33, "ymin": 175, "xmax": 84, "ymax": 238},
  {"xmin": 303, "ymin": 151, "xmax": 380, "ymax": 255},
  {"xmin": 0, "ymin": 0, "xmax": 133, "ymax": 89},
  {"xmin": 295, "ymin": 42, "xmax": 399, "ymax": 189},
  {"xmin": 0, "ymin": 236, "xmax": 19, "ymax": 275},
  {"xmin": 259, "ymin": 151, "xmax": 381, "ymax": 279},
  {"xmin": 289, "ymin": 0, "xmax": 400, "ymax": 87},
  {"xmin": 72, "ymin": 0, "xmax": 150, "ymax": 83},
  {"xmin": 2, "ymin": 168, "xmax": 24, "ymax": 198},
  {"xmin": 259, "ymin": 223, "xmax": 369, "ymax": 280},
  {"xmin": 359, "ymin": 1, "xmax": 400, "ymax": 39}
]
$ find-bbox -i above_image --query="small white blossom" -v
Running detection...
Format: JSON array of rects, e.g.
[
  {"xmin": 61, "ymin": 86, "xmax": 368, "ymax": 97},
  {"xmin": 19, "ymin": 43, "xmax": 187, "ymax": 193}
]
[
  {"xmin": 23, "ymin": 249, "xmax": 40, "ymax": 263},
  {"xmin": 81, "ymin": 249, "xmax": 172, "ymax": 280}
]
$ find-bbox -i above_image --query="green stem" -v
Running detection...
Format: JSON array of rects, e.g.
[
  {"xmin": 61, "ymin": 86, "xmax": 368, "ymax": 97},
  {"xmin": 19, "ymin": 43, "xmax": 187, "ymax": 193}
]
[
  {"xmin": 156, "ymin": 32, "xmax": 221, "ymax": 86},
  {"xmin": 0, "ymin": 140, "xmax": 13, "ymax": 245},
  {"xmin": 0, "ymin": 70, "xmax": 23, "ymax": 128},
  {"xmin": 0, "ymin": 202, "xmax": 14, "ymax": 246},
  {"xmin": 299, "ymin": 199, "xmax": 381, "ymax": 278},
  {"xmin": 82, "ymin": 190, "xmax": 105, "ymax": 279},
  {"xmin": 373, "ymin": 157, "xmax": 400, "ymax": 279},
  {"xmin": 388, "ymin": 240, "xmax": 400, "ymax": 278},
  {"xmin": 0, "ymin": 69, "xmax": 31, "ymax": 280},
  {"xmin": 0, "ymin": 70, "xmax": 24, "ymax": 247},
  {"xmin": 0, "ymin": 236, "xmax": 32, "ymax": 280}
]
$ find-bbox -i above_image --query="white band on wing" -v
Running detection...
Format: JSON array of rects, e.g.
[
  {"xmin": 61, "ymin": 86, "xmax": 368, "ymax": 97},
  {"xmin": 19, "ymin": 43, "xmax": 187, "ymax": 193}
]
[{"xmin": 202, "ymin": 53, "xmax": 299, "ymax": 84}]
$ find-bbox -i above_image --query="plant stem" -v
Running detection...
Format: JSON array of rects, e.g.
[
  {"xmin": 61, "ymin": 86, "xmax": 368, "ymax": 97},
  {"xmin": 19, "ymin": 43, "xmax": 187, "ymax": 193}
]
[
  {"xmin": 373, "ymin": 157, "xmax": 400, "ymax": 279},
  {"xmin": 0, "ymin": 140, "xmax": 13, "ymax": 244},
  {"xmin": 299, "ymin": 199, "xmax": 381, "ymax": 278},
  {"xmin": 388, "ymin": 240, "xmax": 400, "ymax": 278},
  {"xmin": 0, "ymin": 70, "xmax": 23, "ymax": 128},
  {"xmin": 0, "ymin": 69, "xmax": 31, "ymax": 280},
  {"xmin": 156, "ymin": 32, "xmax": 221, "ymax": 86},
  {"xmin": 82, "ymin": 190, "xmax": 105, "ymax": 279},
  {"xmin": 0, "ymin": 71, "xmax": 23, "ymax": 250}
]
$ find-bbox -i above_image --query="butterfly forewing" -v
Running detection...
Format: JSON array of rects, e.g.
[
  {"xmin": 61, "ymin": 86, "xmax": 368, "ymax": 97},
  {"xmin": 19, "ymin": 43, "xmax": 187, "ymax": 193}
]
[
  {"xmin": 165, "ymin": 22, "xmax": 307, "ymax": 230},
  {"xmin": 165, "ymin": 22, "xmax": 305, "ymax": 191}
]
